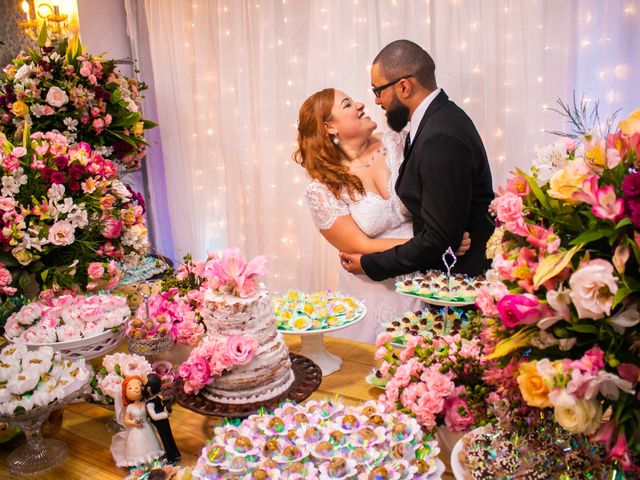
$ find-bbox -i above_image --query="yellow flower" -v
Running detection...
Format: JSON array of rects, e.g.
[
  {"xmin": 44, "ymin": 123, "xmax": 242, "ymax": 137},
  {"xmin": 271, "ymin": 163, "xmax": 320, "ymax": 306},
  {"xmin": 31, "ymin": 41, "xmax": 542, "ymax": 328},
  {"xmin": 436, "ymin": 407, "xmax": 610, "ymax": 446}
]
[
  {"xmin": 11, "ymin": 101, "xmax": 29, "ymax": 117},
  {"xmin": 517, "ymin": 361, "xmax": 552, "ymax": 408},
  {"xmin": 619, "ymin": 108, "xmax": 640, "ymax": 135},
  {"xmin": 132, "ymin": 122, "xmax": 144, "ymax": 137},
  {"xmin": 12, "ymin": 248, "xmax": 33, "ymax": 266},
  {"xmin": 547, "ymin": 159, "xmax": 590, "ymax": 202}
]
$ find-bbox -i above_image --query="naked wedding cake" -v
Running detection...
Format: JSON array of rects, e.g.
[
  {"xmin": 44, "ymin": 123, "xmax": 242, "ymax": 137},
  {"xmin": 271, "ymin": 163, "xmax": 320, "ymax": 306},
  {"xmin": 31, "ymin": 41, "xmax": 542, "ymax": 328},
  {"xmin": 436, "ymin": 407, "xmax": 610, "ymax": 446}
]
[{"xmin": 201, "ymin": 286, "xmax": 295, "ymax": 404}]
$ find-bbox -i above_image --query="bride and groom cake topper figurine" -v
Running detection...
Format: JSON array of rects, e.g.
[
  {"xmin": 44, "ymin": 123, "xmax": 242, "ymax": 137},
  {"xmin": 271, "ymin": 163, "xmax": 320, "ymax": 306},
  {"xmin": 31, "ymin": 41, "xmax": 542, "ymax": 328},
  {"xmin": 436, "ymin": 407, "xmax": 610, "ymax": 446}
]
[{"xmin": 110, "ymin": 373, "xmax": 181, "ymax": 468}]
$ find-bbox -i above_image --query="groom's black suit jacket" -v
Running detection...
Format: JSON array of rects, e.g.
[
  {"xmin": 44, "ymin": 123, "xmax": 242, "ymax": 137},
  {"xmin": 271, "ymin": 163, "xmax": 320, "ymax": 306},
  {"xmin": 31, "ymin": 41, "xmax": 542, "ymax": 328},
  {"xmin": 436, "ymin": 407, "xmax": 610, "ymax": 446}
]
[{"xmin": 361, "ymin": 90, "xmax": 494, "ymax": 280}]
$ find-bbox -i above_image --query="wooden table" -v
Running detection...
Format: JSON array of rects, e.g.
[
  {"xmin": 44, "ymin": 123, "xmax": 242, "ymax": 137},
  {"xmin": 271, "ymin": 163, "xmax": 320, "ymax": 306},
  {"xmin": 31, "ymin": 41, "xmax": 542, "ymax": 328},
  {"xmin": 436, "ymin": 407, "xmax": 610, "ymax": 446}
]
[{"xmin": 0, "ymin": 336, "xmax": 454, "ymax": 479}]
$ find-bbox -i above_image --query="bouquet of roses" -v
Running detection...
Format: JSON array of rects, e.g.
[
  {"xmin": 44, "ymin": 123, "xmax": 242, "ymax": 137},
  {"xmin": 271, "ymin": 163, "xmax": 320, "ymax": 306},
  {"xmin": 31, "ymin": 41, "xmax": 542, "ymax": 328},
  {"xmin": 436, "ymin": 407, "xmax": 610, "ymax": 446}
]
[
  {"xmin": 0, "ymin": 343, "xmax": 90, "ymax": 416},
  {"xmin": 179, "ymin": 334, "xmax": 257, "ymax": 395},
  {"xmin": 0, "ymin": 130, "xmax": 148, "ymax": 294},
  {"xmin": 375, "ymin": 329, "xmax": 500, "ymax": 433},
  {"xmin": 476, "ymin": 103, "xmax": 640, "ymax": 471},
  {"xmin": 0, "ymin": 35, "xmax": 156, "ymax": 170},
  {"xmin": 4, "ymin": 293, "xmax": 129, "ymax": 344}
]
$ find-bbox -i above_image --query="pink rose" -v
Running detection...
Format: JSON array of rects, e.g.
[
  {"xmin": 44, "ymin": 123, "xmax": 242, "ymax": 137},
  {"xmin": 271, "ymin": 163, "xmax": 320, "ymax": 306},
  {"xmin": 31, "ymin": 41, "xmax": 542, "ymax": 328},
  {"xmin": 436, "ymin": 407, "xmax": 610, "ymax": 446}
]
[
  {"xmin": 569, "ymin": 259, "xmax": 618, "ymax": 319},
  {"xmin": 102, "ymin": 218, "xmax": 123, "ymax": 239},
  {"xmin": 492, "ymin": 192, "xmax": 524, "ymax": 224},
  {"xmin": 45, "ymin": 86, "xmax": 69, "ymax": 107},
  {"xmin": 92, "ymin": 118, "xmax": 105, "ymax": 134},
  {"xmin": 48, "ymin": 221, "xmax": 76, "ymax": 246},
  {"xmin": 412, "ymin": 394, "xmax": 444, "ymax": 428},
  {"xmin": 444, "ymin": 396, "xmax": 475, "ymax": 432},
  {"xmin": 226, "ymin": 335, "xmax": 257, "ymax": 365},
  {"xmin": 179, "ymin": 357, "xmax": 211, "ymax": 394},
  {"xmin": 87, "ymin": 262, "xmax": 105, "ymax": 280},
  {"xmin": 0, "ymin": 197, "xmax": 15, "ymax": 212},
  {"xmin": 497, "ymin": 294, "xmax": 553, "ymax": 328}
]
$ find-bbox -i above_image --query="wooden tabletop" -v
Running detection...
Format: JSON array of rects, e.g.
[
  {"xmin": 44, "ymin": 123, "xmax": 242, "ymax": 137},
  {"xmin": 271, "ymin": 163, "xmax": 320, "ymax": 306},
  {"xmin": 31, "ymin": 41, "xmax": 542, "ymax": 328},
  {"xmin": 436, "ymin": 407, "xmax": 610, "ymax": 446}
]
[{"xmin": 0, "ymin": 336, "xmax": 454, "ymax": 479}]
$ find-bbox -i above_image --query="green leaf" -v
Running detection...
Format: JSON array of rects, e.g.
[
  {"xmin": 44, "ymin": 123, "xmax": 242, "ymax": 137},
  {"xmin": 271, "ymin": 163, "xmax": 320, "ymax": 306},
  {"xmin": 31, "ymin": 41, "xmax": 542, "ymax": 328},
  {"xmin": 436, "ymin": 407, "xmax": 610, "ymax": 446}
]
[
  {"xmin": 37, "ymin": 21, "xmax": 48, "ymax": 48},
  {"xmin": 615, "ymin": 217, "xmax": 632, "ymax": 230},
  {"xmin": 613, "ymin": 286, "xmax": 632, "ymax": 309},
  {"xmin": 41, "ymin": 269, "xmax": 49, "ymax": 282},
  {"xmin": 533, "ymin": 244, "xmax": 582, "ymax": 288},
  {"xmin": 567, "ymin": 323, "xmax": 599, "ymax": 334},
  {"xmin": 569, "ymin": 228, "xmax": 610, "ymax": 246},
  {"xmin": 111, "ymin": 111, "xmax": 141, "ymax": 128},
  {"xmin": 105, "ymin": 130, "xmax": 138, "ymax": 147},
  {"xmin": 520, "ymin": 170, "xmax": 551, "ymax": 210},
  {"xmin": 142, "ymin": 119, "xmax": 158, "ymax": 129}
]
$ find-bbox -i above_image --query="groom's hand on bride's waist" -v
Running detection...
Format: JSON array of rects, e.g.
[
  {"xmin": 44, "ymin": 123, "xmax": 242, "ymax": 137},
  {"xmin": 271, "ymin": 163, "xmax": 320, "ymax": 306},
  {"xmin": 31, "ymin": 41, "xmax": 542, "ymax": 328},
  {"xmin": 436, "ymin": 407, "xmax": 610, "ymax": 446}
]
[{"xmin": 339, "ymin": 252, "xmax": 364, "ymax": 274}]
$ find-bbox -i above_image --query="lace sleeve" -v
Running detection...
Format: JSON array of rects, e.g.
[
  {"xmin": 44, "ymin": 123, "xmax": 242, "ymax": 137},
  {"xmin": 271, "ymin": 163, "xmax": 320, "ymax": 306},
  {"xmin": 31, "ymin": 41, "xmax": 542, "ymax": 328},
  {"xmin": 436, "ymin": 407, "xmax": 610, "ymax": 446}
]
[{"xmin": 304, "ymin": 181, "xmax": 350, "ymax": 230}]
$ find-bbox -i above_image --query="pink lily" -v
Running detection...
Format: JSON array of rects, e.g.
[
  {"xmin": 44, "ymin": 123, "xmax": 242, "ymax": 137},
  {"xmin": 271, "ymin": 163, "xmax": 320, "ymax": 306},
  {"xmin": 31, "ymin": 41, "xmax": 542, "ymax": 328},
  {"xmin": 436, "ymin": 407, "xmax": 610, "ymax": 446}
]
[
  {"xmin": 212, "ymin": 247, "xmax": 270, "ymax": 290},
  {"xmin": 573, "ymin": 175, "xmax": 599, "ymax": 205},
  {"xmin": 526, "ymin": 224, "xmax": 561, "ymax": 254},
  {"xmin": 606, "ymin": 431, "xmax": 632, "ymax": 470},
  {"xmin": 592, "ymin": 185, "xmax": 624, "ymax": 220},
  {"xmin": 590, "ymin": 420, "xmax": 616, "ymax": 451}
]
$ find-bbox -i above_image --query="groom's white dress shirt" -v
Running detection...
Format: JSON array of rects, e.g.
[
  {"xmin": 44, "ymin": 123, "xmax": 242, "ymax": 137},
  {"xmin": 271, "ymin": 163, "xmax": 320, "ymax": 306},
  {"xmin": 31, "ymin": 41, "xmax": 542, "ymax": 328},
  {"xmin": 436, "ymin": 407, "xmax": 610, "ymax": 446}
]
[{"xmin": 408, "ymin": 87, "xmax": 442, "ymax": 144}]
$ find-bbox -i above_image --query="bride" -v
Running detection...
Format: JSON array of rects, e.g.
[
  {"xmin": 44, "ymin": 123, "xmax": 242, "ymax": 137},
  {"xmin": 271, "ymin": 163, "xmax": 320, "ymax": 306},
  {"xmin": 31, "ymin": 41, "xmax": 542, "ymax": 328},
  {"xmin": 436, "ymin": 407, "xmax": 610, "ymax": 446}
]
[{"xmin": 294, "ymin": 88, "xmax": 469, "ymax": 343}]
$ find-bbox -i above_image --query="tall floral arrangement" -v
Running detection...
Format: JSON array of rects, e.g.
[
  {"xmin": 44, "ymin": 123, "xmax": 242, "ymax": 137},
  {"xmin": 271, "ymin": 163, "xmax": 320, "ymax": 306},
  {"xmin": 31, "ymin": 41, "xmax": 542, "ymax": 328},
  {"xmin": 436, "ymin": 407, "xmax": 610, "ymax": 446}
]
[
  {"xmin": 0, "ymin": 35, "xmax": 156, "ymax": 170},
  {"xmin": 477, "ymin": 104, "xmax": 640, "ymax": 471},
  {"xmin": 0, "ymin": 130, "xmax": 147, "ymax": 293}
]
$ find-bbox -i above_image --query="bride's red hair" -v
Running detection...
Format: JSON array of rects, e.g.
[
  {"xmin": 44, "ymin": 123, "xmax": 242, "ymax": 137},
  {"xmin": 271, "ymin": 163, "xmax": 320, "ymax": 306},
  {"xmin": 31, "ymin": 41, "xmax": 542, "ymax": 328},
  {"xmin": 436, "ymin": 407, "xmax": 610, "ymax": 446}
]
[
  {"xmin": 294, "ymin": 88, "xmax": 364, "ymax": 200},
  {"xmin": 121, "ymin": 375, "xmax": 144, "ymax": 407}
]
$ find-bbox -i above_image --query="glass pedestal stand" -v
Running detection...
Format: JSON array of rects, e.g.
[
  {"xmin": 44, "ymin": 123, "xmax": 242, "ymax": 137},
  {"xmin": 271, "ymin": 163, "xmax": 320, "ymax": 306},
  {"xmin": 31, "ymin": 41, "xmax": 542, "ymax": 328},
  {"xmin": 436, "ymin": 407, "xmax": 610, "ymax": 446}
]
[{"xmin": 280, "ymin": 307, "xmax": 366, "ymax": 376}]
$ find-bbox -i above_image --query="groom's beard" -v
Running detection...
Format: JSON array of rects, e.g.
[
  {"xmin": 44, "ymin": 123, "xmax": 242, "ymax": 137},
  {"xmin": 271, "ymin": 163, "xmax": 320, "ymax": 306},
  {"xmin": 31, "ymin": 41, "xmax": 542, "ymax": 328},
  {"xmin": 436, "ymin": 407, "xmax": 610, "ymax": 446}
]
[{"xmin": 386, "ymin": 97, "xmax": 410, "ymax": 132}]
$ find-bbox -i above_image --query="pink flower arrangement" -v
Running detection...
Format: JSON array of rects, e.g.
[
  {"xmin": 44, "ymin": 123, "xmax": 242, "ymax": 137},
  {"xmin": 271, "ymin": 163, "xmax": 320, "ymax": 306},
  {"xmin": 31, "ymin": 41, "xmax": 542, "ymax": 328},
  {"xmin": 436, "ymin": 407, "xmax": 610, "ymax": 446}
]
[
  {"xmin": 374, "ymin": 327, "xmax": 499, "ymax": 433},
  {"xmin": 208, "ymin": 247, "xmax": 269, "ymax": 298},
  {"xmin": 479, "ymin": 104, "xmax": 640, "ymax": 471},
  {"xmin": 178, "ymin": 334, "xmax": 256, "ymax": 394}
]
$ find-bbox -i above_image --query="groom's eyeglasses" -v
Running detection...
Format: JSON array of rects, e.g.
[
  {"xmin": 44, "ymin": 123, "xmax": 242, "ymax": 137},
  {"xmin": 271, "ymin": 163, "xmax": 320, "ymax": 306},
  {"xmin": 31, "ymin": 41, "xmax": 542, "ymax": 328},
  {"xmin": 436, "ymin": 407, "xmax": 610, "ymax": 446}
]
[{"xmin": 371, "ymin": 75, "xmax": 413, "ymax": 98}]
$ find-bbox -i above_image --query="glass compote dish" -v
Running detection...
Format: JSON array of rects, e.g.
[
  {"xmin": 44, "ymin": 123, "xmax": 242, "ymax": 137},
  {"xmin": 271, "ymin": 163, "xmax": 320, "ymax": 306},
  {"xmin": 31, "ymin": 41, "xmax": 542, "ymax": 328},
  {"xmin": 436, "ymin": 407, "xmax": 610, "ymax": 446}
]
[{"xmin": 0, "ymin": 344, "xmax": 91, "ymax": 476}]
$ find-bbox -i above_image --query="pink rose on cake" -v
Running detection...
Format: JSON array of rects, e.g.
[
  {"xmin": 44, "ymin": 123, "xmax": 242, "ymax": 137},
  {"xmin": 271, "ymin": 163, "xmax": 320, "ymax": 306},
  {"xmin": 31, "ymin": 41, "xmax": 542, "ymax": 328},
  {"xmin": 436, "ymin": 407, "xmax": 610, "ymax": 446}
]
[{"xmin": 226, "ymin": 335, "xmax": 257, "ymax": 365}]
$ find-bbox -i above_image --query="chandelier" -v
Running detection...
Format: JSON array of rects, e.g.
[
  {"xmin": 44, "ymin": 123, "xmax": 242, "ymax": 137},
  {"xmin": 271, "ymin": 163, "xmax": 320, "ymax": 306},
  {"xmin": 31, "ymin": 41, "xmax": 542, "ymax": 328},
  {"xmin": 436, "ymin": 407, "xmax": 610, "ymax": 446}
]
[{"xmin": 17, "ymin": 0, "xmax": 79, "ymax": 41}]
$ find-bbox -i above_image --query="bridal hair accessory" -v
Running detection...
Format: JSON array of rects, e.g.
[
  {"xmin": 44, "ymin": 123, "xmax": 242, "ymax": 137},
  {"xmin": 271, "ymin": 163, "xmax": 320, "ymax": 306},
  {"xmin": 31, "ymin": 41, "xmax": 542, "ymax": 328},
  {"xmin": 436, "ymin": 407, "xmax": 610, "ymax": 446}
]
[{"xmin": 332, "ymin": 134, "xmax": 340, "ymax": 146}]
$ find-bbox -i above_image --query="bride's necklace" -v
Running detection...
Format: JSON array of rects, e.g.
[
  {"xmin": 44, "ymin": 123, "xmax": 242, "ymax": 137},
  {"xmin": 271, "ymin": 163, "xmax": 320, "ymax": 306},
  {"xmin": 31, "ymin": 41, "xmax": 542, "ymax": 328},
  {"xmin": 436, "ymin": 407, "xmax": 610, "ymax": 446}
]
[{"xmin": 350, "ymin": 140, "xmax": 373, "ymax": 169}]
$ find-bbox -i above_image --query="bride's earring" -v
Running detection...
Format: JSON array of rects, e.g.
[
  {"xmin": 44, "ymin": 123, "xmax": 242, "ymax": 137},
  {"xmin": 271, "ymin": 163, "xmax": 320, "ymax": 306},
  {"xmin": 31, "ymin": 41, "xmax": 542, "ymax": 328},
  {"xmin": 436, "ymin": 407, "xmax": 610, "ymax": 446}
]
[{"xmin": 332, "ymin": 134, "xmax": 339, "ymax": 146}]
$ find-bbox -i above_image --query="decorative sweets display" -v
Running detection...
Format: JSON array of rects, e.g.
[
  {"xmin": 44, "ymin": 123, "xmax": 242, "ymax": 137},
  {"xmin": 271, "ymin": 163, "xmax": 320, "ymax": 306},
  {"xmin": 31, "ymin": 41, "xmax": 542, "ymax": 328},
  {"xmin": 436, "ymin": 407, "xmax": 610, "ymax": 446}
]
[
  {"xmin": 379, "ymin": 308, "xmax": 471, "ymax": 345},
  {"xmin": 0, "ymin": 344, "xmax": 91, "ymax": 416},
  {"xmin": 117, "ymin": 256, "xmax": 170, "ymax": 286},
  {"xmin": 395, "ymin": 271, "xmax": 487, "ymax": 304},
  {"xmin": 191, "ymin": 399, "xmax": 443, "ymax": 479},
  {"xmin": 4, "ymin": 294, "xmax": 130, "ymax": 344},
  {"xmin": 127, "ymin": 287, "xmax": 204, "ymax": 347},
  {"xmin": 274, "ymin": 290, "xmax": 365, "ymax": 332},
  {"xmin": 456, "ymin": 420, "xmax": 614, "ymax": 479}
]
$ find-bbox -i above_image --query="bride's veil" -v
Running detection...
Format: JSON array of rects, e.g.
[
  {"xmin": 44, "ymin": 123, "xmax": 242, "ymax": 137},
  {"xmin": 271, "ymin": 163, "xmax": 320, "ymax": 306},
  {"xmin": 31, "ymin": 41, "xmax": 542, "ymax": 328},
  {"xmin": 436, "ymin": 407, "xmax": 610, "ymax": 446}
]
[{"xmin": 113, "ymin": 383, "xmax": 126, "ymax": 426}]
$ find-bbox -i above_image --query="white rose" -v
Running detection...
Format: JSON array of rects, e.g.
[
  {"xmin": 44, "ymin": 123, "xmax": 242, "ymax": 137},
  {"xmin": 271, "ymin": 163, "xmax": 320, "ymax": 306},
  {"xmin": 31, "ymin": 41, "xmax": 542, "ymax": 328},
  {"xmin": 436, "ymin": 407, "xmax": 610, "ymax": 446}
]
[
  {"xmin": 45, "ymin": 86, "xmax": 69, "ymax": 108},
  {"xmin": 569, "ymin": 259, "xmax": 618, "ymax": 320},
  {"xmin": 554, "ymin": 398, "xmax": 602, "ymax": 435},
  {"xmin": 14, "ymin": 64, "xmax": 34, "ymax": 83}
]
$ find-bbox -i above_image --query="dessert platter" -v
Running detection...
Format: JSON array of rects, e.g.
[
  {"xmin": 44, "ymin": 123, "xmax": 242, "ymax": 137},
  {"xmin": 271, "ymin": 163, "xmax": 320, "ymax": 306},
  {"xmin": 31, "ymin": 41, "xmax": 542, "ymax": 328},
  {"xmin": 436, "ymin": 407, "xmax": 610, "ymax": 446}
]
[
  {"xmin": 395, "ymin": 271, "xmax": 486, "ymax": 307},
  {"xmin": 191, "ymin": 399, "xmax": 445, "ymax": 479},
  {"xmin": 274, "ymin": 290, "xmax": 367, "ymax": 376},
  {"xmin": 379, "ymin": 308, "xmax": 470, "ymax": 347}
]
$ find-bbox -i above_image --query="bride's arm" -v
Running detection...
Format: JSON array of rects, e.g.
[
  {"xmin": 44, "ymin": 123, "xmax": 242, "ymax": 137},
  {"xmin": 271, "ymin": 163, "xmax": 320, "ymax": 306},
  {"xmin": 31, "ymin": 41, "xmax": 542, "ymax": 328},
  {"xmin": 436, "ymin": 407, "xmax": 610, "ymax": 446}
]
[{"xmin": 320, "ymin": 215, "xmax": 407, "ymax": 254}]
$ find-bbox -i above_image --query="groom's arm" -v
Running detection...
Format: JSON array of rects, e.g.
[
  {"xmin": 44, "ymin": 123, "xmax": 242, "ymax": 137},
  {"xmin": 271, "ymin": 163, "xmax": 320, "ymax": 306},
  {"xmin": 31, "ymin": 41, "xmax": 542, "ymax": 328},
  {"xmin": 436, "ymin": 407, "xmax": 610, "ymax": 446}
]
[{"xmin": 361, "ymin": 135, "xmax": 474, "ymax": 281}]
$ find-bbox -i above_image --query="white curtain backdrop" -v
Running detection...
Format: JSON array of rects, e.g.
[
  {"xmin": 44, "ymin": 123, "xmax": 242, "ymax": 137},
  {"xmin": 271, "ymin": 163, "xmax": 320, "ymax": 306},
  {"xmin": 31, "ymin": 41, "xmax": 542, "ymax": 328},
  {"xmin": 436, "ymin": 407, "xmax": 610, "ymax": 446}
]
[{"xmin": 124, "ymin": 0, "xmax": 640, "ymax": 294}]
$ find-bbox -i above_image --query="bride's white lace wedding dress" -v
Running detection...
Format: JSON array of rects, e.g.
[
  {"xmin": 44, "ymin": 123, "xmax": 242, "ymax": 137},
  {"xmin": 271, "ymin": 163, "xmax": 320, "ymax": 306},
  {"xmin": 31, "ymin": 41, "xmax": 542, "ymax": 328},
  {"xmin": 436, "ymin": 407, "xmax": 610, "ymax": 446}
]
[{"xmin": 305, "ymin": 130, "xmax": 423, "ymax": 344}]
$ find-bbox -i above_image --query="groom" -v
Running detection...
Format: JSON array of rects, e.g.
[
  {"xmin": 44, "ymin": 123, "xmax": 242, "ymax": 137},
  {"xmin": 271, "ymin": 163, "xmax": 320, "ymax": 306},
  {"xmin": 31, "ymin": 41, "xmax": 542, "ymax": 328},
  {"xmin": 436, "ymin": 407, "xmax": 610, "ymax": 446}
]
[{"xmin": 340, "ymin": 40, "xmax": 494, "ymax": 279}]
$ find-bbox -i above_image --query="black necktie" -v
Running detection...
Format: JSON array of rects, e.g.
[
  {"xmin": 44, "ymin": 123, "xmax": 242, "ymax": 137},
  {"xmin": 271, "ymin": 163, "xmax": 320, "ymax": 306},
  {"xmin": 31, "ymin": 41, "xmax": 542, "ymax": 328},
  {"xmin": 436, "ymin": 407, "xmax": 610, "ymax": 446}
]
[{"xmin": 403, "ymin": 133, "xmax": 411, "ymax": 158}]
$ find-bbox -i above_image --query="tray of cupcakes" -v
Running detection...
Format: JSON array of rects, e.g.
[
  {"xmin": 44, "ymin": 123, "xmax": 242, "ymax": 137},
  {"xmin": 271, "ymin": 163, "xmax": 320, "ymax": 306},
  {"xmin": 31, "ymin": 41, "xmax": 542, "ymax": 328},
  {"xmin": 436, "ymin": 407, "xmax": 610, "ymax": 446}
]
[
  {"xmin": 191, "ymin": 399, "xmax": 444, "ymax": 479},
  {"xmin": 379, "ymin": 308, "xmax": 472, "ymax": 348}
]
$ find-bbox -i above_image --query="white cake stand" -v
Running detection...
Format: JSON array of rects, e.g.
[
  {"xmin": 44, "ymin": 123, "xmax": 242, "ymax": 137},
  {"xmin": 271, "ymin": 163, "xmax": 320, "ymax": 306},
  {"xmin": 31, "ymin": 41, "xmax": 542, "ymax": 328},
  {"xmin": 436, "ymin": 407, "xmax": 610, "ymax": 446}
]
[
  {"xmin": 450, "ymin": 436, "xmax": 466, "ymax": 480},
  {"xmin": 279, "ymin": 306, "xmax": 366, "ymax": 376}
]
